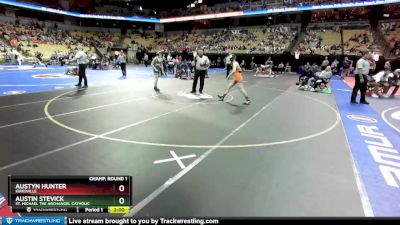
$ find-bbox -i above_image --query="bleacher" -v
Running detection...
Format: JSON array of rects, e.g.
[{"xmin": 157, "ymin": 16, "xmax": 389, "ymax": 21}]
[
  {"xmin": 343, "ymin": 29, "xmax": 375, "ymax": 55},
  {"xmin": 21, "ymin": 43, "xmax": 68, "ymax": 59},
  {"xmin": 151, "ymin": 26, "xmax": 297, "ymax": 54},
  {"xmin": 124, "ymin": 31, "xmax": 157, "ymax": 49},
  {"xmin": 1, "ymin": 23, "xmax": 298, "ymax": 59},
  {"xmin": 380, "ymin": 20, "xmax": 400, "ymax": 57},
  {"xmin": 299, "ymin": 29, "xmax": 342, "ymax": 56},
  {"xmin": 297, "ymin": 29, "xmax": 325, "ymax": 55},
  {"xmin": 384, "ymin": 27, "xmax": 400, "ymax": 49},
  {"xmin": 20, "ymin": 43, "xmax": 91, "ymax": 61},
  {"xmin": 0, "ymin": 16, "xmax": 395, "ymax": 63},
  {"xmin": 317, "ymin": 29, "xmax": 341, "ymax": 55},
  {"xmin": 298, "ymin": 24, "xmax": 380, "ymax": 56},
  {"xmin": 0, "ymin": 38, "xmax": 10, "ymax": 63},
  {"xmin": 70, "ymin": 30, "xmax": 120, "ymax": 44}
]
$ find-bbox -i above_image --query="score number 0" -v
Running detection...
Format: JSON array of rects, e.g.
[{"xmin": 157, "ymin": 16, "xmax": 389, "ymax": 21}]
[{"xmin": 118, "ymin": 184, "xmax": 126, "ymax": 205}]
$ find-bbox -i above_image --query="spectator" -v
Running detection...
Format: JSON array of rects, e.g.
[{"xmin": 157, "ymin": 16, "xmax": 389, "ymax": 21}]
[
  {"xmin": 309, "ymin": 66, "xmax": 333, "ymax": 91},
  {"xmin": 321, "ymin": 56, "xmax": 329, "ymax": 70},
  {"xmin": 341, "ymin": 56, "xmax": 352, "ymax": 79},
  {"xmin": 285, "ymin": 62, "xmax": 291, "ymax": 73},
  {"xmin": 277, "ymin": 62, "xmax": 285, "ymax": 73},
  {"xmin": 331, "ymin": 59, "xmax": 339, "ymax": 75},
  {"xmin": 217, "ymin": 57, "xmax": 222, "ymax": 68}
]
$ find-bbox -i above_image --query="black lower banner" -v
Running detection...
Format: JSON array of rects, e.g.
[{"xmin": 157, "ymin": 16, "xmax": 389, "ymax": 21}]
[
  {"xmin": 64, "ymin": 218, "xmax": 400, "ymax": 225},
  {"xmin": 2, "ymin": 217, "xmax": 400, "ymax": 225}
]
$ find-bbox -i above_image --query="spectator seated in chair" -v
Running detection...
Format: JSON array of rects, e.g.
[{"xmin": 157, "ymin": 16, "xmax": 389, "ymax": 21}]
[
  {"xmin": 277, "ymin": 62, "xmax": 285, "ymax": 74},
  {"xmin": 285, "ymin": 62, "xmax": 291, "ymax": 73},
  {"xmin": 167, "ymin": 59, "xmax": 175, "ymax": 74},
  {"xmin": 307, "ymin": 66, "xmax": 333, "ymax": 91},
  {"xmin": 298, "ymin": 65, "xmax": 314, "ymax": 89},
  {"xmin": 65, "ymin": 66, "xmax": 78, "ymax": 76},
  {"xmin": 100, "ymin": 58, "xmax": 109, "ymax": 70},
  {"xmin": 369, "ymin": 69, "xmax": 400, "ymax": 98},
  {"xmin": 175, "ymin": 60, "xmax": 191, "ymax": 79}
]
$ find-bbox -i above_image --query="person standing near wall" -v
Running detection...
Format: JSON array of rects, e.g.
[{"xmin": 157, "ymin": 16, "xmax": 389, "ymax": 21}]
[
  {"xmin": 118, "ymin": 50, "xmax": 127, "ymax": 78},
  {"xmin": 341, "ymin": 56, "xmax": 352, "ymax": 79},
  {"xmin": 217, "ymin": 57, "xmax": 221, "ymax": 68},
  {"xmin": 321, "ymin": 56, "xmax": 329, "ymax": 70},
  {"xmin": 144, "ymin": 53, "xmax": 149, "ymax": 67}
]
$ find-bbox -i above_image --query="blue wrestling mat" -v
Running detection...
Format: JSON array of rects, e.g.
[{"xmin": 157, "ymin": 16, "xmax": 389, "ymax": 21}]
[
  {"xmin": 331, "ymin": 77, "xmax": 400, "ymax": 216},
  {"xmin": 0, "ymin": 64, "xmax": 225, "ymax": 96}
]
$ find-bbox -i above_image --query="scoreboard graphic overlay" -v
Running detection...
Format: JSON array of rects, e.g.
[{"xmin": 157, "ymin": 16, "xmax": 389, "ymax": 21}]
[{"xmin": 8, "ymin": 176, "xmax": 132, "ymax": 214}]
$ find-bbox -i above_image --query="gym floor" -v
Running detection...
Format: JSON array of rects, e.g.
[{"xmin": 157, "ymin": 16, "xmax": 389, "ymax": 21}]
[{"xmin": 0, "ymin": 65, "xmax": 399, "ymax": 217}]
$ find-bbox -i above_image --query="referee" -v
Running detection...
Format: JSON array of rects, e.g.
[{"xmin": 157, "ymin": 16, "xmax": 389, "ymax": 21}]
[
  {"xmin": 351, "ymin": 51, "xmax": 371, "ymax": 104},
  {"xmin": 191, "ymin": 49, "xmax": 210, "ymax": 95},
  {"xmin": 74, "ymin": 47, "xmax": 88, "ymax": 88},
  {"xmin": 225, "ymin": 54, "xmax": 232, "ymax": 78},
  {"xmin": 118, "ymin": 50, "xmax": 127, "ymax": 78}
]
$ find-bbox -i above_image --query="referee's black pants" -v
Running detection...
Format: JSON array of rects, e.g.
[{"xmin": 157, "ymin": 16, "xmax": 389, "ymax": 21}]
[
  {"xmin": 192, "ymin": 69, "xmax": 207, "ymax": 93},
  {"xmin": 78, "ymin": 64, "xmax": 88, "ymax": 86},
  {"xmin": 121, "ymin": 63, "xmax": 126, "ymax": 76},
  {"xmin": 226, "ymin": 64, "xmax": 232, "ymax": 78},
  {"xmin": 351, "ymin": 74, "xmax": 367, "ymax": 103}
]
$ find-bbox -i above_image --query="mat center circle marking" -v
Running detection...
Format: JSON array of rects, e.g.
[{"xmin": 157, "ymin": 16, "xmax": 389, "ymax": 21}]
[{"xmin": 44, "ymin": 86, "xmax": 340, "ymax": 149}]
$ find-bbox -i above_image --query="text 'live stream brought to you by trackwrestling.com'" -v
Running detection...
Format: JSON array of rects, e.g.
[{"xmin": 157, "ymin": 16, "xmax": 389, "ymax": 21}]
[
  {"xmin": 0, "ymin": 217, "xmax": 220, "ymax": 225},
  {"xmin": 68, "ymin": 218, "xmax": 219, "ymax": 225}
]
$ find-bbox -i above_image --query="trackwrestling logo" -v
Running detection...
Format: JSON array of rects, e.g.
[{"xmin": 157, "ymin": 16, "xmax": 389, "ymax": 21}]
[
  {"xmin": 347, "ymin": 114, "xmax": 378, "ymax": 123},
  {"xmin": 32, "ymin": 74, "xmax": 73, "ymax": 79},
  {"xmin": 3, "ymin": 91, "xmax": 26, "ymax": 96},
  {"xmin": 3, "ymin": 217, "xmax": 65, "ymax": 225}
]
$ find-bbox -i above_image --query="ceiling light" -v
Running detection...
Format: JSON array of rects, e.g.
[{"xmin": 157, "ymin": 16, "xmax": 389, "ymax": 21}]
[
  {"xmin": 191, "ymin": 3, "xmax": 195, "ymax": 8},
  {"xmin": 198, "ymin": 0, "xmax": 203, "ymax": 3}
]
